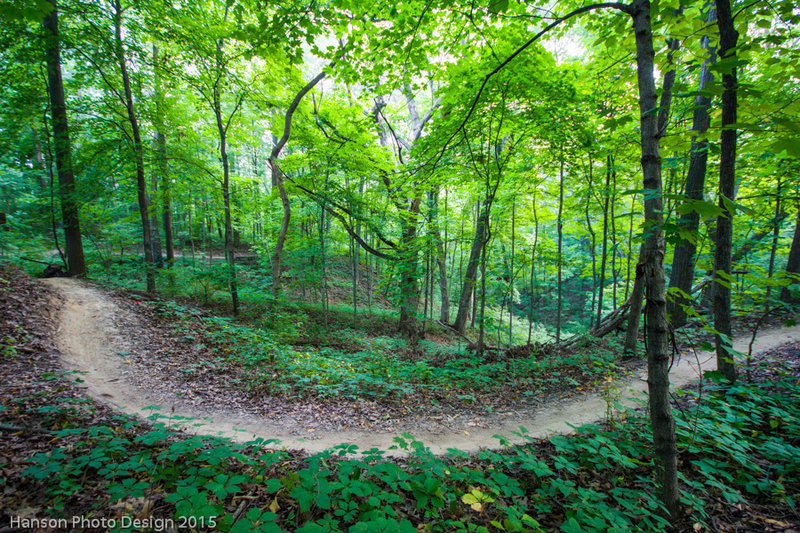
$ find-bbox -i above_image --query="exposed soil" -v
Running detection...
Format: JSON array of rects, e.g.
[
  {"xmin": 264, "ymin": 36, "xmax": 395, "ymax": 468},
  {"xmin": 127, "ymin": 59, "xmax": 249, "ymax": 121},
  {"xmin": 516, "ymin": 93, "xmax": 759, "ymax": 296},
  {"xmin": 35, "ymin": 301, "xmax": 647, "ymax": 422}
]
[{"xmin": 43, "ymin": 277, "xmax": 800, "ymax": 456}]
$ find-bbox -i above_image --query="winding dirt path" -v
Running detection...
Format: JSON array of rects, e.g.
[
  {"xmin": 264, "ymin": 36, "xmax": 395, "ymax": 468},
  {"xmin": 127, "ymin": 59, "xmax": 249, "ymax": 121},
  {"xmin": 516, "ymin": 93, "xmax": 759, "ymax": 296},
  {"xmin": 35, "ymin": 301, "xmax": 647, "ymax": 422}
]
[{"xmin": 43, "ymin": 277, "xmax": 800, "ymax": 456}]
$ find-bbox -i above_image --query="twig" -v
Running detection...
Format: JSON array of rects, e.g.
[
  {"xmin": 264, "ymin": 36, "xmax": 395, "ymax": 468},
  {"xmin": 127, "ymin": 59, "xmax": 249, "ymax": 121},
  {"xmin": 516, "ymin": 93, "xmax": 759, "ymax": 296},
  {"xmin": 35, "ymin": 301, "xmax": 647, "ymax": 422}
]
[{"xmin": 0, "ymin": 424, "xmax": 57, "ymax": 434}]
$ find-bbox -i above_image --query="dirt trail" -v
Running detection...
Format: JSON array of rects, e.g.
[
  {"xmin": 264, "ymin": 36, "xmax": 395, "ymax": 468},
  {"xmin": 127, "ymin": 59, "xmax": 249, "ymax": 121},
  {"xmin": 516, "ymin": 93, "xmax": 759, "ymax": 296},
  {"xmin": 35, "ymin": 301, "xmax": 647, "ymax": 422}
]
[{"xmin": 43, "ymin": 277, "xmax": 800, "ymax": 456}]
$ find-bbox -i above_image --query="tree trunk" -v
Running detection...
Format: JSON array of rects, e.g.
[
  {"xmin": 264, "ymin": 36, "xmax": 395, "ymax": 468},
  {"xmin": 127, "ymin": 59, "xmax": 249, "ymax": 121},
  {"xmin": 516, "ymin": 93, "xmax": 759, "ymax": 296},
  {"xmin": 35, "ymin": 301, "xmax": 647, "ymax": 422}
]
[
  {"xmin": 623, "ymin": 245, "xmax": 645, "ymax": 353},
  {"xmin": 766, "ymin": 177, "xmax": 782, "ymax": 304},
  {"xmin": 527, "ymin": 194, "xmax": 539, "ymax": 344},
  {"xmin": 610, "ymin": 160, "xmax": 618, "ymax": 307},
  {"xmin": 713, "ymin": 0, "xmax": 739, "ymax": 383},
  {"xmin": 477, "ymin": 229, "xmax": 489, "ymax": 356},
  {"xmin": 780, "ymin": 206, "xmax": 800, "ymax": 303},
  {"xmin": 454, "ymin": 202, "xmax": 490, "ymax": 333},
  {"xmin": 508, "ymin": 198, "xmax": 515, "ymax": 345},
  {"xmin": 149, "ymin": 170, "xmax": 164, "ymax": 269},
  {"xmin": 623, "ymin": 10, "xmax": 678, "ymax": 352},
  {"xmin": 556, "ymin": 155, "xmax": 564, "ymax": 342},
  {"xmin": 398, "ymin": 196, "xmax": 423, "ymax": 340},
  {"xmin": 667, "ymin": 7, "xmax": 716, "ymax": 327},
  {"xmin": 625, "ymin": 193, "xmax": 636, "ymax": 299},
  {"xmin": 428, "ymin": 189, "xmax": 450, "ymax": 323},
  {"xmin": 270, "ymin": 167, "xmax": 290, "ymax": 297},
  {"xmin": 598, "ymin": 155, "xmax": 611, "ymax": 326},
  {"xmin": 629, "ymin": 0, "xmax": 679, "ymax": 520},
  {"xmin": 43, "ymin": 0, "xmax": 86, "ymax": 278},
  {"xmin": 585, "ymin": 158, "xmax": 597, "ymax": 329},
  {"xmin": 213, "ymin": 86, "xmax": 239, "ymax": 316},
  {"xmin": 153, "ymin": 44, "xmax": 174, "ymax": 269},
  {"xmin": 114, "ymin": 0, "xmax": 154, "ymax": 292},
  {"xmin": 269, "ymin": 70, "xmax": 327, "ymax": 296}
]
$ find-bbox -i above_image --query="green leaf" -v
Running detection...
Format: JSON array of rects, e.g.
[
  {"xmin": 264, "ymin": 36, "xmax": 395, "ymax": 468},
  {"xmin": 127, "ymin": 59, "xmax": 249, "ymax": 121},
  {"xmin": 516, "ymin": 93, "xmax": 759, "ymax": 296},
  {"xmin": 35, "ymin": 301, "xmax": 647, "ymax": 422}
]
[
  {"xmin": 488, "ymin": 0, "xmax": 509, "ymax": 14},
  {"xmin": 676, "ymin": 199, "xmax": 724, "ymax": 219},
  {"xmin": 768, "ymin": 137, "xmax": 800, "ymax": 158}
]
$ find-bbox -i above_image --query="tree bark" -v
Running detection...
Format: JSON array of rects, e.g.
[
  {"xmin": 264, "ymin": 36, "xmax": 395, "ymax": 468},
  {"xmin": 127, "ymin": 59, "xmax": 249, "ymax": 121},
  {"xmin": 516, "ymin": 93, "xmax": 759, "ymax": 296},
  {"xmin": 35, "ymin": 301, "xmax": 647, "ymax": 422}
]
[
  {"xmin": 398, "ymin": 197, "xmax": 422, "ymax": 339},
  {"xmin": 214, "ymin": 88, "xmax": 239, "ymax": 315},
  {"xmin": 623, "ymin": 245, "xmax": 645, "ymax": 354},
  {"xmin": 454, "ymin": 201, "xmax": 490, "ymax": 333},
  {"xmin": 713, "ymin": 0, "xmax": 739, "ymax": 382},
  {"xmin": 114, "ymin": 0, "xmax": 154, "ymax": 292},
  {"xmin": 153, "ymin": 43, "xmax": 174, "ymax": 269},
  {"xmin": 556, "ymin": 155, "xmax": 564, "ymax": 343},
  {"xmin": 766, "ymin": 177, "xmax": 782, "ymax": 303},
  {"xmin": 508, "ymin": 198, "xmax": 515, "ymax": 345},
  {"xmin": 43, "ymin": 0, "xmax": 86, "ymax": 278},
  {"xmin": 598, "ymin": 155, "xmax": 611, "ymax": 326},
  {"xmin": 780, "ymin": 206, "xmax": 800, "ymax": 304},
  {"xmin": 429, "ymin": 189, "xmax": 450, "ymax": 323},
  {"xmin": 629, "ymin": 0, "xmax": 679, "ymax": 520},
  {"xmin": 667, "ymin": 7, "xmax": 716, "ymax": 327},
  {"xmin": 269, "ymin": 70, "xmax": 327, "ymax": 297},
  {"xmin": 149, "ymin": 170, "xmax": 164, "ymax": 269},
  {"xmin": 585, "ymin": 159, "xmax": 597, "ymax": 329},
  {"xmin": 623, "ymin": 13, "xmax": 678, "ymax": 352},
  {"xmin": 527, "ymin": 194, "xmax": 539, "ymax": 344}
]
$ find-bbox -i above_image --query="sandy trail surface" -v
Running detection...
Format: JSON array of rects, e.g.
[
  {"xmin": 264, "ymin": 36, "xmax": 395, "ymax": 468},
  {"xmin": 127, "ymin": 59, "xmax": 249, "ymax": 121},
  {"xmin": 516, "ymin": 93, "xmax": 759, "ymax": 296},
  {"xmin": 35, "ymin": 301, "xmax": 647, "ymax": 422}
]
[{"xmin": 43, "ymin": 277, "xmax": 800, "ymax": 456}]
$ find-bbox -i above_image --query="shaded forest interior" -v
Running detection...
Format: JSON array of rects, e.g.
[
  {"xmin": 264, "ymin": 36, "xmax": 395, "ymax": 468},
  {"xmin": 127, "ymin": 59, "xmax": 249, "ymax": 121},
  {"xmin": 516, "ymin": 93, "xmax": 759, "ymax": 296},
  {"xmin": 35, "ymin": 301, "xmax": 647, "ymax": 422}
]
[{"xmin": 1, "ymin": 0, "xmax": 800, "ymax": 530}]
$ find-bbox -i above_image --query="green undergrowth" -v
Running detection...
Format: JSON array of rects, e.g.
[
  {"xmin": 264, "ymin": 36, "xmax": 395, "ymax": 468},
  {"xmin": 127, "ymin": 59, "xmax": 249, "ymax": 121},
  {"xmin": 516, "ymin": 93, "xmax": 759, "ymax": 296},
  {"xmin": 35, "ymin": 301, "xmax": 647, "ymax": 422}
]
[
  {"xmin": 155, "ymin": 299, "xmax": 618, "ymax": 402},
  {"xmin": 79, "ymin": 252, "xmax": 558, "ymax": 346},
  {"xmin": 19, "ymin": 377, "xmax": 800, "ymax": 532}
]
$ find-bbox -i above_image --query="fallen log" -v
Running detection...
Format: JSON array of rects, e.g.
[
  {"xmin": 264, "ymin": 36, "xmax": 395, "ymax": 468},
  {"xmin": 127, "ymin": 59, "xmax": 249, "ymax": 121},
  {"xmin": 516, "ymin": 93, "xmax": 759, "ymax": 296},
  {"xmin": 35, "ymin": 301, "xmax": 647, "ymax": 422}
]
[{"xmin": 435, "ymin": 320, "xmax": 502, "ymax": 352}]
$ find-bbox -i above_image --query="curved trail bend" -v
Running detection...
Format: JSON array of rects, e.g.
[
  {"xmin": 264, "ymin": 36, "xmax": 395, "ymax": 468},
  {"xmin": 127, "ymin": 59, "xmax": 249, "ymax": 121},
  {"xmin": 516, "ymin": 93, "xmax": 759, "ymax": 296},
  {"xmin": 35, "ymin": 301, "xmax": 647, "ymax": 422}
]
[{"xmin": 44, "ymin": 278, "xmax": 800, "ymax": 456}]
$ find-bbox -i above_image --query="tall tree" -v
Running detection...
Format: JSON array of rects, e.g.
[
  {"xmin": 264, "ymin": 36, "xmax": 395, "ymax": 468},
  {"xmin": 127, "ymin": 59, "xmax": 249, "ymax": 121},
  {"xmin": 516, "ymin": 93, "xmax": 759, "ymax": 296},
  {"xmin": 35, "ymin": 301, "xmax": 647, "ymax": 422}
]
[
  {"xmin": 712, "ymin": 0, "xmax": 739, "ymax": 382},
  {"xmin": 627, "ymin": 0, "xmax": 679, "ymax": 517},
  {"xmin": 113, "ymin": 0, "xmax": 155, "ymax": 292},
  {"xmin": 42, "ymin": 0, "xmax": 86, "ymax": 277},
  {"xmin": 269, "ymin": 70, "xmax": 327, "ymax": 297},
  {"xmin": 152, "ymin": 43, "xmax": 174, "ymax": 269},
  {"xmin": 666, "ymin": 7, "xmax": 716, "ymax": 327},
  {"xmin": 212, "ymin": 35, "xmax": 243, "ymax": 316}
]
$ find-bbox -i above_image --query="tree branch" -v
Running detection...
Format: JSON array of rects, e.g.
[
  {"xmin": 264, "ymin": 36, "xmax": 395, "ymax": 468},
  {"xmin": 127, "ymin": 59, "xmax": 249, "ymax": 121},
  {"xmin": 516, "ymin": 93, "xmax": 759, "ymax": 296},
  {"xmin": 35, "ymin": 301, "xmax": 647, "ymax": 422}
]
[{"xmin": 431, "ymin": 2, "xmax": 631, "ymax": 168}]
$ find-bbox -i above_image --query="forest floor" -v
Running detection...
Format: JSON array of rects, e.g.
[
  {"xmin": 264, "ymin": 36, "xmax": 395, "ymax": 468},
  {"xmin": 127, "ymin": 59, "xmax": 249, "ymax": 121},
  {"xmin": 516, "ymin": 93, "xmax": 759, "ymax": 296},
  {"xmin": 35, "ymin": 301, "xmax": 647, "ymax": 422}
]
[
  {"xmin": 42, "ymin": 276, "xmax": 800, "ymax": 455},
  {"xmin": 3, "ymin": 267, "xmax": 800, "ymax": 531}
]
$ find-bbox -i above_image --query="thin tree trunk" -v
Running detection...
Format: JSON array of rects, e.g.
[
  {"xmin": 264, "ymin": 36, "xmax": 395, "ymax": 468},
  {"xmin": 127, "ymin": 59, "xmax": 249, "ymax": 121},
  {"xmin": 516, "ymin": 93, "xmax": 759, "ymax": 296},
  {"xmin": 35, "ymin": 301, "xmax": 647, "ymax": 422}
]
[
  {"xmin": 585, "ymin": 158, "xmax": 597, "ymax": 329},
  {"xmin": 598, "ymin": 155, "xmax": 611, "ymax": 326},
  {"xmin": 624, "ymin": 245, "xmax": 645, "ymax": 353},
  {"xmin": 43, "ymin": 0, "xmax": 86, "ymax": 277},
  {"xmin": 610, "ymin": 159, "xmax": 618, "ymax": 308},
  {"xmin": 509, "ymin": 198, "xmax": 515, "ymax": 345},
  {"xmin": 351, "ymin": 213, "xmax": 358, "ymax": 320},
  {"xmin": 212, "ymin": 38, "xmax": 240, "ymax": 316},
  {"xmin": 429, "ymin": 189, "xmax": 450, "ymax": 323},
  {"xmin": 766, "ymin": 177, "xmax": 782, "ymax": 304},
  {"xmin": 623, "ymin": 7, "xmax": 679, "ymax": 351},
  {"xmin": 149, "ymin": 167, "xmax": 164, "ymax": 269},
  {"xmin": 556, "ymin": 154, "xmax": 564, "ymax": 343},
  {"xmin": 454, "ymin": 201, "xmax": 490, "ymax": 333},
  {"xmin": 114, "ymin": 0, "xmax": 154, "ymax": 292},
  {"xmin": 629, "ymin": 0, "xmax": 679, "ymax": 519},
  {"xmin": 154, "ymin": 44, "xmax": 174, "ymax": 269},
  {"xmin": 625, "ymin": 193, "xmax": 636, "ymax": 299},
  {"xmin": 527, "ymin": 194, "xmax": 539, "ymax": 344},
  {"xmin": 477, "ymin": 229, "xmax": 489, "ymax": 357},
  {"xmin": 269, "ymin": 70, "xmax": 326, "ymax": 296},
  {"xmin": 713, "ymin": 0, "xmax": 739, "ymax": 382},
  {"xmin": 42, "ymin": 115, "xmax": 66, "ymax": 267},
  {"xmin": 780, "ymin": 205, "xmax": 800, "ymax": 303},
  {"xmin": 667, "ymin": 7, "xmax": 716, "ymax": 327}
]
